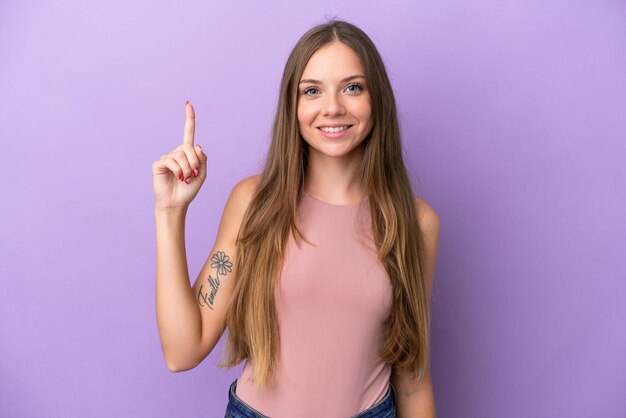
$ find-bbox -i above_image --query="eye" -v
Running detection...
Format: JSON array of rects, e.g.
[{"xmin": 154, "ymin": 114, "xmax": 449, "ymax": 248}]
[
  {"xmin": 345, "ymin": 83, "xmax": 362, "ymax": 93},
  {"xmin": 303, "ymin": 87, "xmax": 320, "ymax": 96}
]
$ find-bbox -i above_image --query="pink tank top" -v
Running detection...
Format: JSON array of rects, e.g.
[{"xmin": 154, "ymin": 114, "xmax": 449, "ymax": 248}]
[{"xmin": 234, "ymin": 190, "xmax": 393, "ymax": 417}]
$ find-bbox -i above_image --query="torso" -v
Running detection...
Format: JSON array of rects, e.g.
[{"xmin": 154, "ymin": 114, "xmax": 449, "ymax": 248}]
[{"xmin": 234, "ymin": 189, "xmax": 393, "ymax": 418}]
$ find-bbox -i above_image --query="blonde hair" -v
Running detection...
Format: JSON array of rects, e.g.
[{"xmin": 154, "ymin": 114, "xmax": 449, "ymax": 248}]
[{"xmin": 218, "ymin": 19, "xmax": 431, "ymax": 390}]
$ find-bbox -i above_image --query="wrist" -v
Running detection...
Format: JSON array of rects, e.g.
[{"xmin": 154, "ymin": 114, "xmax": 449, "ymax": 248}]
[{"xmin": 154, "ymin": 205, "xmax": 188, "ymax": 218}]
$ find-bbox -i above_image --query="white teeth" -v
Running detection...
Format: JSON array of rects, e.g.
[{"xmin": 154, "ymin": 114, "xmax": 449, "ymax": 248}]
[{"xmin": 320, "ymin": 125, "xmax": 349, "ymax": 133}]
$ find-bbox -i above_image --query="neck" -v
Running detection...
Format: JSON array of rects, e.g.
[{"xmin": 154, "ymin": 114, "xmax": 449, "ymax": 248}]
[{"xmin": 303, "ymin": 145, "xmax": 365, "ymax": 204}]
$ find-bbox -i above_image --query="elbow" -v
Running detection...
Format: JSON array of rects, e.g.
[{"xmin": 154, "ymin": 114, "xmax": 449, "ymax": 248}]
[
  {"xmin": 160, "ymin": 338, "xmax": 207, "ymax": 372},
  {"xmin": 167, "ymin": 365, "xmax": 186, "ymax": 373},
  {"xmin": 166, "ymin": 360, "xmax": 184, "ymax": 373},
  {"xmin": 166, "ymin": 358, "xmax": 194, "ymax": 373},
  {"xmin": 164, "ymin": 353, "xmax": 198, "ymax": 373}
]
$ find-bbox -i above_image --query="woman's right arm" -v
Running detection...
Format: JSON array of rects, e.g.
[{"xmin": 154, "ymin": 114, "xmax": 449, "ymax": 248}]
[
  {"xmin": 155, "ymin": 175, "xmax": 258, "ymax": 372},
  {"xmin": 152, "ymin": 101, "xmax": 258, "ymax": 371}
]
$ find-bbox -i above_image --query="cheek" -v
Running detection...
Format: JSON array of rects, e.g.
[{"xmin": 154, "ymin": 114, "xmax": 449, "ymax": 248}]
[
  {"xmin": 359, "ymin": 108, "xmax": 374, "ymax": 135},
  {"xmin": 296, "ymin": 106, "xmax": 313, "ymax": 140},
  {"xmin": 297, "ymin": 103, "xmax": 315, "ymax": 126},
  {"xmin": 358, "ymin": 105, "xmax": 373, "ymax": 126},
  {"xmin": 352, "ymin": 97, "xmax": 372, "ymax": 122}
]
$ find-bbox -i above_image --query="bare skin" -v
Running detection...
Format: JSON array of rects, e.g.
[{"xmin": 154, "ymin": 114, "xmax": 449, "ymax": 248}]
[
  {"xmin": 152, "ymin": 45, "xmax": 439, "ymax": 416},
  {"xmin": 297, "ymin": 41, "xmax": 373, "ymax": 204},
  {"xmin": 298, "ymin": 42, "xmax": 439, "ymax": 417},
  {"xmin": 152, "ymin": 102, "xmax": 257, "ymax": 371}
]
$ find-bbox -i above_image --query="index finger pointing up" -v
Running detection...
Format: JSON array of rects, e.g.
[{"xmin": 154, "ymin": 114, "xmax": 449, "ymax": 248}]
[{"xmin": 183, "ymin": 101, "xmax": 195, "ymax": 146}]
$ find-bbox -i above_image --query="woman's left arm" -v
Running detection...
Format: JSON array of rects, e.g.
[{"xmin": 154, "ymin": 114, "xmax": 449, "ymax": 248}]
[
  {"xmin": 392, "ymin": 198, "xmax": 440, "ymax": 418},
  {"xmin": 392, "ymin": 367, "xmax": 436, "ymax": 418}
]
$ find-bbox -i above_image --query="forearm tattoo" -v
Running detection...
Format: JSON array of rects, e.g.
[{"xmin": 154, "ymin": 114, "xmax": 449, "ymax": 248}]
[{"xmin": 197, "ymin": 250, "xmax": 233, "ymax": 310}]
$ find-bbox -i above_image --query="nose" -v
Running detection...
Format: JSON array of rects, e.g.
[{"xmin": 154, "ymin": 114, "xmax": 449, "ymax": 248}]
[{"xmin": 322, "ymin": 93, "xmax": 345, "ymax": 117}]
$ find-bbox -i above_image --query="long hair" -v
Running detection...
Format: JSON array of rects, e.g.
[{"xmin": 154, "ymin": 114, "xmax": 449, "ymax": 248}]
[{"xmin": 218, "ymin": 19, "xmax": 431, "ymax": 390}]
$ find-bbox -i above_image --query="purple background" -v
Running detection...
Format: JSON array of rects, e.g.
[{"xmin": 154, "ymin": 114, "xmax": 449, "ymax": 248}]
[{"xmin": 1, "ymin": 0, "xmax": 625, "ymax": 417}]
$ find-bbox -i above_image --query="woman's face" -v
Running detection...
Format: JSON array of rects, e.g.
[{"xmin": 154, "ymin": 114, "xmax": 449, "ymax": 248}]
[{"xmin": 297, "ymin": 41, "xmax": 373, "ymax": 160}]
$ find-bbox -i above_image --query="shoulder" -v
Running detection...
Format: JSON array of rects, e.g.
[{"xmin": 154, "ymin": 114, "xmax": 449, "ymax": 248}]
[
  {"xmin": 223, "ymin": 174, "xmax": 261, "ymax": 218},
  {"xmin": 413, "ymin": 197, "xmax": 440, "ymax": 237},
  {"xmin": 232, "ymin": 174, "xmax": 261, "ymax": 198}
]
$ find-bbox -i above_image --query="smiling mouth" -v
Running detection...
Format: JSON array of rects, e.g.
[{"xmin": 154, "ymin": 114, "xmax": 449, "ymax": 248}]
[{"xmin": 318, "ymin": 125, "xmax": 353, "ymax": 133}]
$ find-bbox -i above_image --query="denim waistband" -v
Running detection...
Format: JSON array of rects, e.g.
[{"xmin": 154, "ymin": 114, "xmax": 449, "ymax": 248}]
[{"xmin": 224, "ymin": 378, "xmax": 397, "ymax": 418}]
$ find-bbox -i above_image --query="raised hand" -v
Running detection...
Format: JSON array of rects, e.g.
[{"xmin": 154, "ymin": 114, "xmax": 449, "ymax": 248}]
[{"xmin": 152, "ymin": 101, "xmax": 207, "ymax": 210}]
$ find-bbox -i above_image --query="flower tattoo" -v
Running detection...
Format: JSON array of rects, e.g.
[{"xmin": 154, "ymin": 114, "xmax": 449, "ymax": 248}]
[
  {"xmin": 198, "ymin": 250, "xmax": 233, "ymax": 310},
  {"xmin": 211, "ymin": 251, "xmax": 233, "ymax": 276}
]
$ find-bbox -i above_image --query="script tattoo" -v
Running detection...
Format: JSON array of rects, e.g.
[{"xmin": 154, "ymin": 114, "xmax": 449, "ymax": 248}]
[{"xmin": 197, "ymin": 251, "xmax": 233, "ymax": 310}]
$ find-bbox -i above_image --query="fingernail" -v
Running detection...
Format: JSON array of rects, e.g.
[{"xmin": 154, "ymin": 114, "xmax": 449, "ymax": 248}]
[
  {"xmin": 186, "ymin": 100, "xmax": 189, "ymax": 105},
  {"xmin": 185, "ymin": 177, "xmax": 190, "ymax": 184},
  {"xmin": 179, "ymin": 173, "xmax": 183, "ymax": 181},
  {"xmin": 192, "ymin": 168, "xmax": 197, "ymax": 177},
  {"xmin": 197, "ymin": 144, "xmax": 202, "ymax": 149}
]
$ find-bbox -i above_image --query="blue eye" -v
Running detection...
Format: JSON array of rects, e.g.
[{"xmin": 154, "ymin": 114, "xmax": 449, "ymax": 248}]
[
  {"xmin": 303, "ymin": 87, "xmax": 320, "ymax": 95},
  {"xmin": 346, "ymin": 83, "xmax": 362, "ymax": 93}
]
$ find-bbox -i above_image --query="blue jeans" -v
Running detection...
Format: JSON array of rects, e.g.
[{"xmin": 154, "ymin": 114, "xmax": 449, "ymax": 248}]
[{"xmin": 224, "ymin": 378, "xmax": 397, "ymax": 418}]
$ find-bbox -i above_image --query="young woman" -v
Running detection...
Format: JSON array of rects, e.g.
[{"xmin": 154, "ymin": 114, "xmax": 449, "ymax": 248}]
[{"xmin": 153, "ymin": 20, "xmax": 440, "ymax": 418}]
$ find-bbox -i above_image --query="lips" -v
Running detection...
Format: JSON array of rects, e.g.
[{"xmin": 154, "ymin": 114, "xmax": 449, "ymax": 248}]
[
  {"xmin": 317, "ymin": 125, "xmax": 353, "ymax": 139},
  {"xmin": 318, "ymin": 125, "xmax": 353, "ymax": 133}
]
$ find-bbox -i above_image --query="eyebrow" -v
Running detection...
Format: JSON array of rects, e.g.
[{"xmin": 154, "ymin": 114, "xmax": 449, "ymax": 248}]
[{"xmin": 298, "ymin": 74, "xmax": 365, "ymax": 84}]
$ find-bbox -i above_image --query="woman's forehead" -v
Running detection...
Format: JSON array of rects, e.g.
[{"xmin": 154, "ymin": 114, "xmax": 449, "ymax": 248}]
[{"xmin": 300, "ymin": 42, "xmax": 364, "ymax": 81}]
